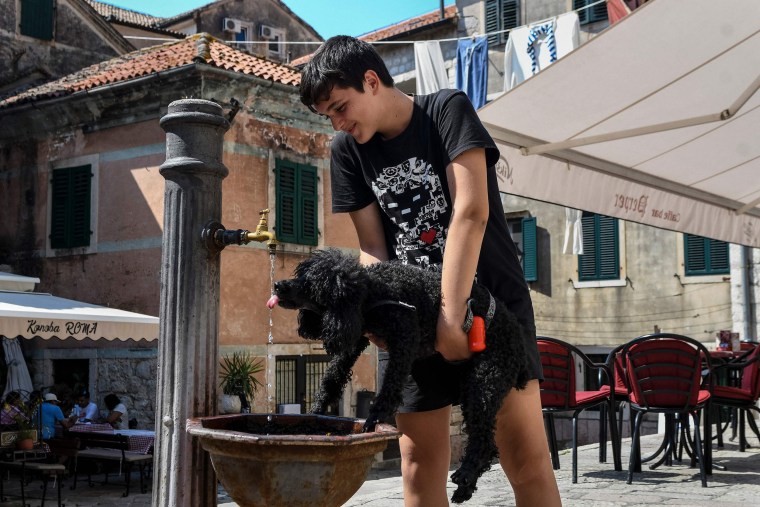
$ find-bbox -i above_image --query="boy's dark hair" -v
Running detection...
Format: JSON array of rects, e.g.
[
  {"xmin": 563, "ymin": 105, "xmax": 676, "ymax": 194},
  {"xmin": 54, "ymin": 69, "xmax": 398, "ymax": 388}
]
[{"xmin": 300, "ymin": 35, "xmax": 394, "ymax": 112}]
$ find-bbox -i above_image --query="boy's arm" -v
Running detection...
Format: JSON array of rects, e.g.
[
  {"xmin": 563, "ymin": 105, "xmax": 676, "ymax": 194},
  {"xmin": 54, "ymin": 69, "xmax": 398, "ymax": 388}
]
[
  {"xmin": 436, "ymin": 147, "xmax": 489, "ymax": 362},
  {"xmin": 349, "ymin": 201, "xmax": 389, "ymax": 265}
]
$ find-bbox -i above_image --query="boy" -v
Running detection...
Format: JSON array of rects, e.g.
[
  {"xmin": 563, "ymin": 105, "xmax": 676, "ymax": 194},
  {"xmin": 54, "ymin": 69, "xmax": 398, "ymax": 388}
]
[{"xmin": 300, "ymin": 36, "xmax": 561, "ymax": 506}]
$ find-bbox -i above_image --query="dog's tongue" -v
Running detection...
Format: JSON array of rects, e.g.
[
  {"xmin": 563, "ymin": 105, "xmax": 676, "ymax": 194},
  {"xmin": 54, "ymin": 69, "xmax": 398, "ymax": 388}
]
[{"xmin": 266, "ymin": 294, "xmax": 279, "ymax": 309}]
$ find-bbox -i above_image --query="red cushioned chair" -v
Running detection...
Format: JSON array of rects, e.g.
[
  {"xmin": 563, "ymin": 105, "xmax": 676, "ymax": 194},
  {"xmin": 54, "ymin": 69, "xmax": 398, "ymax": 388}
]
[
  {"xmin": 621, "ymin": 333, "xmax": 712, "ymax": 487},
  {"xmin": 537, "ymin": 337, "xmax": 622, "ymax": 483},
  {"xmin": 711, "ymin": 342, "xmax": 760, "ymax": 452},
  {"xmin": 598, "ymin": 343, "xmax": 629, "ymax": 464}
]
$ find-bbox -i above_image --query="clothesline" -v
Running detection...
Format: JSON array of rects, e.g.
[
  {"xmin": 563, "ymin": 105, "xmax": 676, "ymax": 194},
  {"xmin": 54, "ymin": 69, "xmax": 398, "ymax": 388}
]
[{"xmin": 123, "ymin": 0, "xmax": 608, "ymax": 45}]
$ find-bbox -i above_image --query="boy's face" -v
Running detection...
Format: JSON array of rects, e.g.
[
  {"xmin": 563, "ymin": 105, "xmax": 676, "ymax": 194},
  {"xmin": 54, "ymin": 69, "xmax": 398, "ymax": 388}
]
[{"xmin": 313, "ymin": 74, "xmax": 379, "ymax": 144}]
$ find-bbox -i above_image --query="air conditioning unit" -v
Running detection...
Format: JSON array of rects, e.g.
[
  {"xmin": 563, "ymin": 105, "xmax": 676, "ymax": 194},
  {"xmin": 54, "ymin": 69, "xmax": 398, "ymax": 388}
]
[
  {"xmin": 223, "ymin": 18, "xmax": 243, "ymax": 33},
  {"xmin": 259, "ymin": 24, "xmax": 279, "ymax": 39}
]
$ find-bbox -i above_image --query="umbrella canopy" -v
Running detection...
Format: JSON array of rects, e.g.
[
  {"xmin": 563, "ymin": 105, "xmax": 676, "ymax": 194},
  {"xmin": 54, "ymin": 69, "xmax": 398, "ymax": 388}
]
[
  {"xmin": 479, "ymin": 0, "xmax": 760, "ymax": 247},
  {"xmin": 0, "ymin": 272, "xmax": 40, "ymax": 292},
  {"xmin": 2, "ymin": 337, "xmax": 33, "ymax": 399},
  {"xmin": 0, "ymin": 291, "xmax": 159, "ymax": 342}
]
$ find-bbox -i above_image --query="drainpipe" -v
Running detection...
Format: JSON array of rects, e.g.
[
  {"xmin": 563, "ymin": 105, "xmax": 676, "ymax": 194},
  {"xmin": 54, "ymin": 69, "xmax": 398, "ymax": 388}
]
[
  {"xmin": 741, "ymin": 245, "xmax": 756, "ymax": 340},
  {"xmin": 153, "ymin": 99, "xmax": 230, "ymax": 506}
]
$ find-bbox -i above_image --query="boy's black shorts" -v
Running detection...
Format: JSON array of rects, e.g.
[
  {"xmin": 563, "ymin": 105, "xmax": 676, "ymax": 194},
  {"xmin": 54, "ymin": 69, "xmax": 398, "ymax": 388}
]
[{"xmin": 379, "ymin": 332, "xmax": 543, "ymax": 413}]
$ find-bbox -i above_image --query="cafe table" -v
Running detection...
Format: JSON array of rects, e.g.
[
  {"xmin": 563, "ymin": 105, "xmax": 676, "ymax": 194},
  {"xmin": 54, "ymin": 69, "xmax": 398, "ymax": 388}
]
[{"xmin": 68, "ymin": 423, "xmax": 154, "ymax": 454}]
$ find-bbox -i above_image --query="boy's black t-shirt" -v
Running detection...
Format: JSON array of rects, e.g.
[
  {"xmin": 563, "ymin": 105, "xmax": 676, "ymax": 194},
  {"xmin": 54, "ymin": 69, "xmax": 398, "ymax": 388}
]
[{"xmin": 330, "ymin": 89, "xmax": 534, "ymax": 330}]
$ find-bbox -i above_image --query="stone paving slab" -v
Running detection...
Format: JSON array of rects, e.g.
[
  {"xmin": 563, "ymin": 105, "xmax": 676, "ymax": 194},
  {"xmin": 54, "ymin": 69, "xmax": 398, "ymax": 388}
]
[
  {"xmin": 342, "ymin": 432, "xmax": 760, "ymax": 507},
  {"xmin": 2, "ymin": 432, "xmax": 757, "ymax": 506}
]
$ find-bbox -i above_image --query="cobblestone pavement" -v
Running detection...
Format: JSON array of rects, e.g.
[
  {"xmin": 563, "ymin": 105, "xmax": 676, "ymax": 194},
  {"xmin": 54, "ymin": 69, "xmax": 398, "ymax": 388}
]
[
  {"xmin": 2, "ymin": 432, "xmax": 757, "ymax": 506},
  {"xmin": 343, "ymin": 433, "xmax": 760, "ymax": 507}
]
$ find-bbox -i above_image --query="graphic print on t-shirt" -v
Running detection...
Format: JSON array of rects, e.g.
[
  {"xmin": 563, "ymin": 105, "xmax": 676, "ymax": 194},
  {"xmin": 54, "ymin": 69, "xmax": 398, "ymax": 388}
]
[{"xmin": 371, "ymin": 156, "xmax": 449, "ymax": 267}]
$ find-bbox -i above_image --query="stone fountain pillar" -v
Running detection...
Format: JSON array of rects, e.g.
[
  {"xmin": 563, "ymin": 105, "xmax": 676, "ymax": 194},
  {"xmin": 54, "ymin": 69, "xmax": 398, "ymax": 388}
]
[{"xmin": 154, "ymin": 99, "xmax": 230, "ymax": 506}]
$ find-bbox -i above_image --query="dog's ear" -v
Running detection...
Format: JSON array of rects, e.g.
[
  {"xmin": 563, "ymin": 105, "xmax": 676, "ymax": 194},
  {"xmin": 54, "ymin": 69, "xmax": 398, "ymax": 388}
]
[
  {"xmin": 297, "ymin": 309, "xmax": 323, "ymax": 340},
  {"xmin": 321, "ymin": 307, "xmax": 364, "ymax": 354}
]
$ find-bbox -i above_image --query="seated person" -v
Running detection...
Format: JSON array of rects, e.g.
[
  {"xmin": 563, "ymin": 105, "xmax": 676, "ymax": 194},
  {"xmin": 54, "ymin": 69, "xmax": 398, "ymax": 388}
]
[
  {"xmin": 0, "ymin": 391, "xmax": 27, "ymax": 427},
  {"xmin": 40, "ymin": 393, "xmax": 76, "ymax": 439},
  {"xmin": 104, "ymin": 394, "xmax": 129, "ymax": 430},
  {"xmin": 70, "ymin": 390, "xmax": 98, "ymax": 422}
]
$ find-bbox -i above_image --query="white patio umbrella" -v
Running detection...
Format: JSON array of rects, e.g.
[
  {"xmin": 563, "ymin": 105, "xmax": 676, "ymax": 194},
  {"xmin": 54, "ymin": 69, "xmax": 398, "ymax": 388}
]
[
  {"xmin": 478, "ymin": 0, "xmax": 760, "ymax": 247},
  {"xmin": 2, "ymin": 336, "xmax": 33, "ymax": 399}
]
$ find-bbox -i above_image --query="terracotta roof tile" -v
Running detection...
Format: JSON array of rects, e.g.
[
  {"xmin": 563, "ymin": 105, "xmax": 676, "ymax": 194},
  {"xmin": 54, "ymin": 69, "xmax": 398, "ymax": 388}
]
[
  {"xmin": 85, "ymin": 0, "xmax": 164, "ymax": 27},
  {"xmin": 360, "ymin": 4, "xmax": 457, "ymax": 42},
  {"xmin": 0, "ymin": 34, "xmax": 300, "ymax": 109},
  {"xmin": 290, "ymin": 5, "xmax": 457, "ymax": 67}
]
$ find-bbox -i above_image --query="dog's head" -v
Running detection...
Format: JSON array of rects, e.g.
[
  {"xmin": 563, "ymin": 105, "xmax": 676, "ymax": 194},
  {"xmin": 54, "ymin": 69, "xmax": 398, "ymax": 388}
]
[{"xmin": 269, "ymin": 249, "xmax": 369, "ymax": 353}]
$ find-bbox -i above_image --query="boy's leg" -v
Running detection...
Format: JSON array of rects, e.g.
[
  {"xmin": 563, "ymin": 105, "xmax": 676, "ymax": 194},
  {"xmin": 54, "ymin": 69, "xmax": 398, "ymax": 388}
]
[
  {"xmin": 396, "ymin": 406, "xmax": 452, "ymax": 507},
  {"xmin": 495, "ymin": 379, "xmax": 562, "ymax": 507}
]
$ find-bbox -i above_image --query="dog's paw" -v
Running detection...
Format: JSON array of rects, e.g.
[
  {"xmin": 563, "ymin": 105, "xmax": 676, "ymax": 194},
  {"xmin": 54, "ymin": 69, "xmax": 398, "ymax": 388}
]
[
  {"xmin": 362, "ymin": 416, "xmax": 380, "ymax": 433},
  {"xmin": 450, "ymin": 467, "xmax": 478, "ymax": 503},
  {"xmin": 451, "ymin": 484, "xmax": 477, "ymax": 504}
]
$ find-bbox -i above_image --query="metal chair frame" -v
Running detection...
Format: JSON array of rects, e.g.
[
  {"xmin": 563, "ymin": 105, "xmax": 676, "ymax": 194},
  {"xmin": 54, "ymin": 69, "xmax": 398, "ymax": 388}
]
[
  {"xmin": 537, "ymin": 336, "xmax": 622, "ymax": 484},
  {"xmin": 621, "ymin": 333, "xmax": 713, "ymax": 487}
]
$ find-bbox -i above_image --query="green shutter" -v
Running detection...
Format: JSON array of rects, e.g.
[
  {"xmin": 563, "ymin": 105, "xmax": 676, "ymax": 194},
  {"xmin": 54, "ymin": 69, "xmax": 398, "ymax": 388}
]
[
  {"xmin": 486, "ymin": 0, "xmax": 519, "ymax": 45},
  {"xmin": 708, "ymin": 239, "xmax": 729, "ymax": 273},
  {"xmin": 276, "ymin": 160, "xmax": 319, "ymax": 246},
  {"xmin": 597, "ymin": 216, "xmax": 619, "ymax": 279},
  {"xmin": 521, "ymin": 216, "xmax": 537, "ymax": 282},
  {"xmin": 276, "ymin": 160, "xmax": 298, "ymax": 243},
  {"xmin": 578, "ymin": 213, "xmax": 597, "ymax": 280},
  {"xmin": 20, "ymin": 0, "xmax": 54, "ymax": 40},
  {"xmin": 50, "ymin": 165, "xmax": 92, "ymax": 249},
  {"xmin": 578, "ymin": 213, "xmax": 619, "ymax": 281},
  {"xmin": 485, "ymin": 0, "xmax": 499, "ymax": 45},
  {"xmin": 502, "ymin": 0, "xmax": 519, "ymax": 41},
  {"xmin": 574, "ymin": 0, "xmax": 608, "ymax": 25},
  {"xmin": 298, "ymin": 165, "xmax": 318, "ymax": 246},
  {"xmin": 684, "ymin": 234, "xmax": 729, "ymax": 276}
]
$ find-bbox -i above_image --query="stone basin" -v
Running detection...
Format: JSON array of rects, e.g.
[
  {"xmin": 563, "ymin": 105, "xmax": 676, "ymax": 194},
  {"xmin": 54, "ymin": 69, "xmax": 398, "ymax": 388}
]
[{"xmin": 187, "ymin": 413, "xmax": 400, "ymax": 507}]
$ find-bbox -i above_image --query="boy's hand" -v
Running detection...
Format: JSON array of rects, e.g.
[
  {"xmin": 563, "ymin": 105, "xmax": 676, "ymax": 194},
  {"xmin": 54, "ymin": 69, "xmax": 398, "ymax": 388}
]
[{"xmin": 435, "ymin": 311, "xmax": 471, "ymax": 362}]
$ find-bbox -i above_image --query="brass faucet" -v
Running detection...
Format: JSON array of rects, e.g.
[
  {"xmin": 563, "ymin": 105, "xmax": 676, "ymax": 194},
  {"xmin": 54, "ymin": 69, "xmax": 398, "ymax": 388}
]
[
  {"xmin": 205, "ymin": 208, "xmax": 278, "ymax": 256},
  {"xmin": 245, "ymin": 209, "xmax": 278, "ymax": 254}
]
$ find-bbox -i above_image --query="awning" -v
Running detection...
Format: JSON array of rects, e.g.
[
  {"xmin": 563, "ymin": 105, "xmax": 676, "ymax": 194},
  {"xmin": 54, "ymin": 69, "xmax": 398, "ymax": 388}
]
[
  {"xmin": 478, "ymin": 0, "xmax": 760, "ymax": 247},
  {"xmin": 0, "ymin": 272, "xmax": 40, "ymax": 292},
  {"xmin": 0, "ymin": 291, "xmax": 159, "ymax": 341}
]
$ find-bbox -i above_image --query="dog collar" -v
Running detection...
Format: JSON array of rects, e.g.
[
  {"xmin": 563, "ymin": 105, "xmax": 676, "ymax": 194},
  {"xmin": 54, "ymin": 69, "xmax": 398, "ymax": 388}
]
[{"xmin": 462, "ymin": 291, "xmax": 496, "ymax": 334}]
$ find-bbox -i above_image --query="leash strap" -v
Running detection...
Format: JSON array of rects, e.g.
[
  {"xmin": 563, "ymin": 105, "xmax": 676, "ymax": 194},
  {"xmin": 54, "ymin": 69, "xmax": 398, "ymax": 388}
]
[{"xmin": 462, "ymin": 290, "xmax": 496, "ymax": 334}]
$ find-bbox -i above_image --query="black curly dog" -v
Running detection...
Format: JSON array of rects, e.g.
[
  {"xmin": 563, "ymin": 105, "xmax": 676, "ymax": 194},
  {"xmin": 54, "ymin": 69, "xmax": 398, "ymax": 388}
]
[{"xmin": 270, "ymin": 249, "xmax": 529, "ymax": 503}]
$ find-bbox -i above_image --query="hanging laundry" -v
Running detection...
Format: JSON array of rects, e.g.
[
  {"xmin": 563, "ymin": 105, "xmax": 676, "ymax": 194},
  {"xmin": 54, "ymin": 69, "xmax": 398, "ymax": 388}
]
[
  {"xmin": 455, "ymin": 36, "xmax": 488, "ymax": 109},
  {"xmin": 607, "ymin": 0, "xmax": 648, "ymax": 25},
  {"xmin": 503, "ymin": 12, "xmax": 579, "ymax": 92},
  {"xmin": 563, "ymin": 207, "xmax": 584, "ymax": 255},
  {"xmin": 527, "ymin": 23, "xmax": 557, "ymax": 75},
  {"xmin": 414, "ymin": 41, "xmax": 449, "ymax": 95},
  {"xmin": 607, "ymin": 0, "xmax": 632, "ymax": 25}
]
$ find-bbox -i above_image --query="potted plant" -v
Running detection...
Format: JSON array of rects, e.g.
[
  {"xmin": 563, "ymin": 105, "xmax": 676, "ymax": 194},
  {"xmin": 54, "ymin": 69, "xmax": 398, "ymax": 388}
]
[
  {"xmin": 2, "ymin": 395, "xmax": 39, "ymax": 450},
  {"xmin": 219, "ymin": 351, "xmax": 264, "ymax": 414}
]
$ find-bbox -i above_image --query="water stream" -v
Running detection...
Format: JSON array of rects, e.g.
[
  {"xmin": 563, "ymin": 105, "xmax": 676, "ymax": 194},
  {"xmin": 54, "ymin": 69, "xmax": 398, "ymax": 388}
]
[{"xmin": 267, "ymin": 252, "xmax": 276, "ymax": 420}]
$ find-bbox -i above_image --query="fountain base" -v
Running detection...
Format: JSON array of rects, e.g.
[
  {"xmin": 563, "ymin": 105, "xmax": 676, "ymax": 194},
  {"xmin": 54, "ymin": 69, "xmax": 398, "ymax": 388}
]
[{"xmin": 187, "ymin": 413, "xmax": 399, "ymax": 507}]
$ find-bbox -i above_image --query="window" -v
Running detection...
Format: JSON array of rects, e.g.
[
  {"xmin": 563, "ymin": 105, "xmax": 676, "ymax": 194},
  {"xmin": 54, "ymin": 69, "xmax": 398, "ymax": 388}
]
[
  {"xmin": 275, "ymin": 355, "xmax": 337, "ymax": 414},
  {"xmin": 573, "ymin": 0, "xmax": 609, "ymax": 25},
  {"xmin": 507, "ymin": 216, "xmax": 537, "ymax": 282},
  {"xmin": 20, "ymin": 0, "xmax": 54, "ymax": 40},
  {"xmin": 260, "ymin": 25, "xmax": 286, "ymax": 60},
  {"xmin": 485, "ymin": 0, "xmax": 520, "ymax": 45},
  {"xmin": 578, "ymin": 212, "xmax": 619, "ymax": 281},
  {"xmin": 50, "ymin": 165, "xmax": 92, "ymax": 249},
  {"xmin": 684, "ymin": 234, "xmax": 729, "ymax": 276},
  {"xmin": 275, "ymin": 159, "xmax": 318, "ymax": 246}
]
